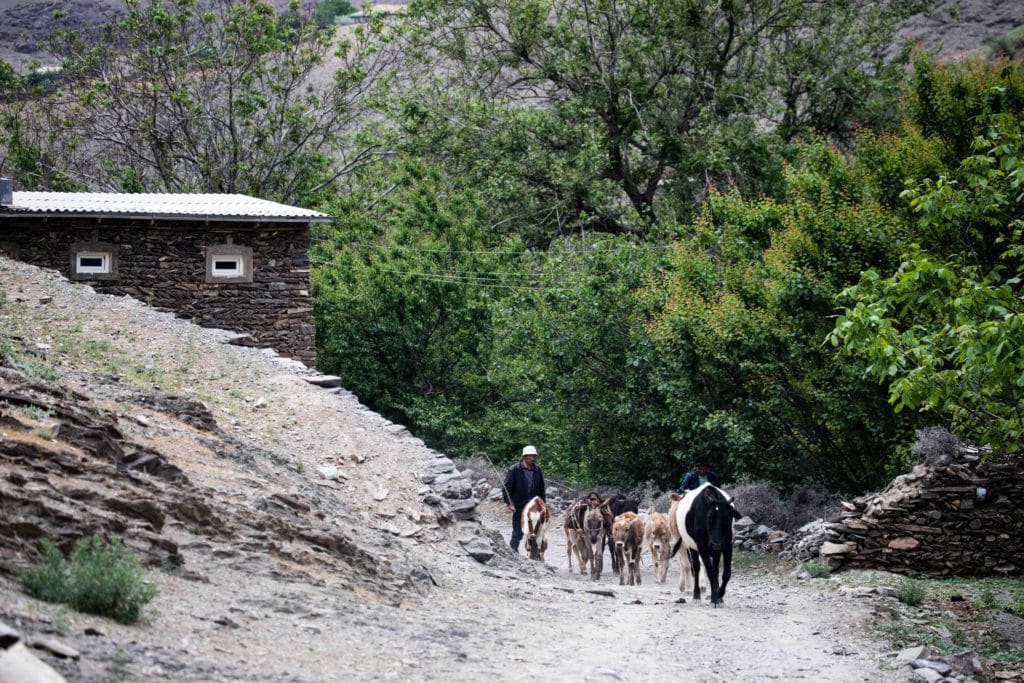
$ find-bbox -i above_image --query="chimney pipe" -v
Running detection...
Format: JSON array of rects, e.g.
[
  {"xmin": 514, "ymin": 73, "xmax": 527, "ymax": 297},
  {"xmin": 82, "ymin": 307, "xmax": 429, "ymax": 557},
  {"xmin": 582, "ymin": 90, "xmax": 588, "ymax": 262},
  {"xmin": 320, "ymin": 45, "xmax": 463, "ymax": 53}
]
[{"xmin": 0, "ymin": 178, "xmax": 11, "ymax": 206}]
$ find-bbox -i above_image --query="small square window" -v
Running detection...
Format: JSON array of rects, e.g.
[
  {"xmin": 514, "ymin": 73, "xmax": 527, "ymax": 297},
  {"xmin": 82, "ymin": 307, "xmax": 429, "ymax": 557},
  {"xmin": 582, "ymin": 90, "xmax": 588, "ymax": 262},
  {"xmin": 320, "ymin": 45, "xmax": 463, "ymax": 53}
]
[
  {"xmin": 70, "ymin": 242, "xmax": 118, "ymax": 280},
  {"xmin": 205, "ymin": 243, "xmax": 253, "ymax": 283},
  {"xmin": 212, "ymin": 256, "xmax": 244, "ymax": 277},
  {"xmin": 77, "ymin": 252, "xmax": 111, "ymax": 273}
]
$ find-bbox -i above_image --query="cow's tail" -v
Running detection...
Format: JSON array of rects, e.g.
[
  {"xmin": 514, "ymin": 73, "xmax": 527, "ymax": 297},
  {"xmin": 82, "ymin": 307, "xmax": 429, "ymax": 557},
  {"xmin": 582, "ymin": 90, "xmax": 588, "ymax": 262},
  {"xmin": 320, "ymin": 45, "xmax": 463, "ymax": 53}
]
[{"xmin": 670, "ymin": 538, "xmax": 682, "ymax": 558}]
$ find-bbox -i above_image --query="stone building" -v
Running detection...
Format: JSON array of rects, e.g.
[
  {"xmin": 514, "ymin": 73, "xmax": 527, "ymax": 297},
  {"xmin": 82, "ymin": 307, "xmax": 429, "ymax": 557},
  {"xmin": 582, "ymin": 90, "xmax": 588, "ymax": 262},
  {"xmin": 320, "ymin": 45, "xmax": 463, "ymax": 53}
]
[{"xmin": 0, "ymin": 183, "xmax": 331, "ymax": 365}]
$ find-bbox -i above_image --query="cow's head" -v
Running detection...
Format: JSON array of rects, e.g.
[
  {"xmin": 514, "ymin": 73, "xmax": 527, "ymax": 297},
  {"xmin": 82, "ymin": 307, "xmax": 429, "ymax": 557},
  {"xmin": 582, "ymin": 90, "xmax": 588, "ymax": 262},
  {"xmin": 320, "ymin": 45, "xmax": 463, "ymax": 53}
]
[
  {"xmin": 701, "ymin": 487, "xmax": 742, "ymax": 552},
  {"xmin": 583, "ymin": 505, "xmax": 605, "ymax": 546}
]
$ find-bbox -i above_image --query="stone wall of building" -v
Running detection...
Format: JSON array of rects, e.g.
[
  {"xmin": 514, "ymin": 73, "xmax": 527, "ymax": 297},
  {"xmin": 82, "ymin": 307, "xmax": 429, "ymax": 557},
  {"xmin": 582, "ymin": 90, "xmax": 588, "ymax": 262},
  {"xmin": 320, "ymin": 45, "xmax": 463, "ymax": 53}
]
[
  {"xmin": 818, "ymin": 448, "xmax": 1024, "ymax": 576},
  {"xmin": 3, "ymin": 221, "xmax": 315, "ymax": 365}
]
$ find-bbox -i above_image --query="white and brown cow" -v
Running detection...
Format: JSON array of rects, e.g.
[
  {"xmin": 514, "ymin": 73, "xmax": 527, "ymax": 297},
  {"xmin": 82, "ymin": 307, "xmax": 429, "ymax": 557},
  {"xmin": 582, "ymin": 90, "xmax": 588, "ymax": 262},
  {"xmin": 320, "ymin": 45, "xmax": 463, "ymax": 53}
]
[
  {"xmin": 611, "ymin": 511, "xmax": 645, "ymax": 586},
  {"xmin": 522, "ymin": 496, "xmax": 551, "ymax": 562},
  {"xmin": 643, "ymin": 511, "xmax": 672, "ymax": 584}
]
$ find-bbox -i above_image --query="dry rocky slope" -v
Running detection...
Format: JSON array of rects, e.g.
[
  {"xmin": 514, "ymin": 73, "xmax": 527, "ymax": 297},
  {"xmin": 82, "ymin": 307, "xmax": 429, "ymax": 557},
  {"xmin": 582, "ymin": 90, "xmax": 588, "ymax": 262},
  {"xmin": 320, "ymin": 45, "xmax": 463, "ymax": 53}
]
[
  {"xmin": 2, "ymin": 0, "xmax": 1023, "ymax": 70},
  {"xmin": 0, "ymin": 256, "xmax": 925, "ymax": 682}
]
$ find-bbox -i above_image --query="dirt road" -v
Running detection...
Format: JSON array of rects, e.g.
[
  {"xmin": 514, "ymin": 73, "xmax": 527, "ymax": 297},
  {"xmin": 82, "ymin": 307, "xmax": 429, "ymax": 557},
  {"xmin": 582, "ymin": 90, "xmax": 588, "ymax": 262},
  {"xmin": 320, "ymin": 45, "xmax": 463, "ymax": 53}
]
[{"xmin": 400, "ymin": 504, "xmax": 904, "ymax": 682}]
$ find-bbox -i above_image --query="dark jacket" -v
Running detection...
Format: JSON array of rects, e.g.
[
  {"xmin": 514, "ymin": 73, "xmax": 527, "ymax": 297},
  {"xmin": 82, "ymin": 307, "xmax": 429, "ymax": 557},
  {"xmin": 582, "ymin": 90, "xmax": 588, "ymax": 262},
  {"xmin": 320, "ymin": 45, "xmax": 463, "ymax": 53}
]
[
  {"xmin": 503, "ymin": 461, "xmax": 545, "ymax": 509},
  {"xmin": 678, "ymin": 470, "xmax": 721, "ymax": 493}
]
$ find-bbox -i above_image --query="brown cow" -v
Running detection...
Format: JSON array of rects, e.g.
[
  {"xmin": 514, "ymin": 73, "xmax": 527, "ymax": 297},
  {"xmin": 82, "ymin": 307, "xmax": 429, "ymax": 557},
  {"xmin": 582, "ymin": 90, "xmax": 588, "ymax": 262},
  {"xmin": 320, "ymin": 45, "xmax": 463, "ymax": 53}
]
[
  {"xmin": 582, "ymin": 501, "xmax": 611, "ymax": 580},
  {"xmin": 644, "ymin": 511, "xmax": 672, "ymax": 584},
  {"xmin": 521, "ymin": 496, "xmax": 550, "ymax": 562},
  {"xmin": 563, "ymin": 493, "xmax": 600, "ymax": 574},
  {"xmin": 612, "ymin": 511, "xmax": 645, "ymax": 586},
  {"xmin": 563, "ymin": 492, "xmax": 612, "ymax": 575}
]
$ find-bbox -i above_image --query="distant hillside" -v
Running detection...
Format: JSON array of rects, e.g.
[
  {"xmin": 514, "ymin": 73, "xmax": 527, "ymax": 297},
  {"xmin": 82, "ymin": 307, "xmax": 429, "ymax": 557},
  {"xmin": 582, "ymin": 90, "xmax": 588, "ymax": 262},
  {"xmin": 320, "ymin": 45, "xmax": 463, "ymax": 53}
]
[
  {"xmin": 1, "ymin": 0, "xmax": 1021, "ymax": 71},
  {"xmin": 898, "ymin": 0, "xmax": 1024, "ymax": 60},
  {"xmin": 0, "ymin": 0, "xmax": 407, "ymax": 69}
]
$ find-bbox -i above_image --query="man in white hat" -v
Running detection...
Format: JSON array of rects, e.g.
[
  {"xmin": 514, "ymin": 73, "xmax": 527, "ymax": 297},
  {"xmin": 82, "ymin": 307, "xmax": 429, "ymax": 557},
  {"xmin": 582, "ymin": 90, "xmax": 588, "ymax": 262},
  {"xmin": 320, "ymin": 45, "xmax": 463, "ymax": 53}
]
[{"xmin": 502, "ymin": 445, "xmax": 546, "ymax": 553}]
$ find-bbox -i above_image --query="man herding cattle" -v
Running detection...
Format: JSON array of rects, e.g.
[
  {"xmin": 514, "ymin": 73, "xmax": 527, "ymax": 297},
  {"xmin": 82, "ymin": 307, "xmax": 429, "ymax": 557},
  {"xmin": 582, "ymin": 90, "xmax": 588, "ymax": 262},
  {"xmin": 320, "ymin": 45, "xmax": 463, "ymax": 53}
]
[
  {"xmin": 502, "ymin": 445, "xmax": 546, "ymax": 554},
  {"xmin": 677, "ymin": 456, "xmax": 721, "ymax": 493}
]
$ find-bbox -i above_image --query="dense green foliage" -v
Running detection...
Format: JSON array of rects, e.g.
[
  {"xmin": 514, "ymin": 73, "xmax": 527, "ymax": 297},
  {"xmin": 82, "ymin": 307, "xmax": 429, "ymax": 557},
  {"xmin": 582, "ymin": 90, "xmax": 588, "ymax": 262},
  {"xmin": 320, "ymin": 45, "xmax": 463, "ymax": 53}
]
[
  {"xmin": 385, "ymin": 0, "xmax": 923, "ymax": 235},
  {"xmin": 831, "ymin": 59, "xmax": 1024, "ymax": 451},
  {"xmin": 18, "ymin": 536, "xmax": 156, "ymax": 624}
]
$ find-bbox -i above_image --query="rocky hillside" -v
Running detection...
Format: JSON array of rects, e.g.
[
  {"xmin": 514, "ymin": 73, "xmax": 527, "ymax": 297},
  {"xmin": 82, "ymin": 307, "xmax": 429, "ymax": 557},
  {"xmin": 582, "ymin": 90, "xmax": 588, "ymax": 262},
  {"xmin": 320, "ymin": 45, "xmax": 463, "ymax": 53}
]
[
  {"xmin": 1, "ymin": 0, "xmax": 1021, "ymax": 70},
  {"xmin": 0, "ymin": 255, "xmax": 499, "ymax": 681}
]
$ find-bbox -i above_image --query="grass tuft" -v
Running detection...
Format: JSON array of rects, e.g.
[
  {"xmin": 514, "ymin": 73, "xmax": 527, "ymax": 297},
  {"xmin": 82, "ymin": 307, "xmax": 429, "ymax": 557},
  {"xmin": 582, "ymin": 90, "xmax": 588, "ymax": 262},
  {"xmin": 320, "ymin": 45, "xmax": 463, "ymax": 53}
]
[
  {"xmin": 802, "ymin": 559, "xmax": 831, "ymax": 578},
  {"xmin": 897, "ymin": 576, "xmax": 927, "ymax": 606},
  {"xmin": 18, "ymin": 536, "xmax": 157, "ymax": 624}
]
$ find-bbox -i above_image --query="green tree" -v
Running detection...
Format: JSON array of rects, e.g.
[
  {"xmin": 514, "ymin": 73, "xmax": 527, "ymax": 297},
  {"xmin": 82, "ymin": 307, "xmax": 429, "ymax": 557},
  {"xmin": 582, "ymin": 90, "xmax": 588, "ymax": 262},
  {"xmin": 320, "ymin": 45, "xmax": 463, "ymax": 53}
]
[
  {"xmin": 314, "ymin": 0, "xmax": 355, "ymax": 28},
  {"xmin": 645, "ymin": 147, "xmax": 921, "ymax": 491},
  {"xmin": 482, "ymin": 236, "xmax": 675, "ymax": 484},
  {"xmin": 830, "ymin": 113, "xmax": 1024, "ymax": 450},
  {"xmin": 386, "ymin": 0, "xmax": 925, "ymax": 235},
  {"xmin": 313, "ymin": 159, "xmax": 519, "ymax": 454},
  {"xmin": 1, "ymin": 0, "xmax": 383, "ymax": 201}
]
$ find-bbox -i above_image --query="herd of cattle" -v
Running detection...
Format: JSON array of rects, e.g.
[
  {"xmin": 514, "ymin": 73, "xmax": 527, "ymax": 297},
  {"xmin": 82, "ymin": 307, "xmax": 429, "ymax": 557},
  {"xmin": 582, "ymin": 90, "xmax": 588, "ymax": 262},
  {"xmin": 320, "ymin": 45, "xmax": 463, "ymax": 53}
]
[{"xmin": 520, "ymin": 483, "xmax": 743, "ymax": 607}]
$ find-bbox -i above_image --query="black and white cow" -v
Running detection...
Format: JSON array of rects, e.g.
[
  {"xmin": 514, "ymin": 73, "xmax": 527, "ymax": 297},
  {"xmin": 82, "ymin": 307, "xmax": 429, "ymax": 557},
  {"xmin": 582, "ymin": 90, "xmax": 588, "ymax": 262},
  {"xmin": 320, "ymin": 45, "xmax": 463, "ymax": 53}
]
[{"xmin": 671, "ymin": 483, "xmax": 741, "ymax": 607}]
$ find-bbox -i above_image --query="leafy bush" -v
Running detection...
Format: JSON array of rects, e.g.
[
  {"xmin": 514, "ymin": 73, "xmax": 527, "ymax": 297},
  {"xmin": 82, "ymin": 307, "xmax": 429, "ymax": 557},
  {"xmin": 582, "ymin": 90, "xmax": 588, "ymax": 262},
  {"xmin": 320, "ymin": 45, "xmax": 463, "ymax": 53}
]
[
  {"xmin": 18, "ymin": 536, "xmax": 156, "ymax": 624},
  {"xmin": 898, "ymin": 577, "xmax": 927, "ymax": 606},
  {"xmin": 803, "ymin": 559, "xmax": 831, "ymax": 578}
]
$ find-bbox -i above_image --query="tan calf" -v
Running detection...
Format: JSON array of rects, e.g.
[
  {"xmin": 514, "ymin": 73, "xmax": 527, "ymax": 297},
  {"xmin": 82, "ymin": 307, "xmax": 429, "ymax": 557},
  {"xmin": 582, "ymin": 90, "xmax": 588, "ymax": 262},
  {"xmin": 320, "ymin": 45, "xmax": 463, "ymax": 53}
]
[
  {"xmin": 522, "ymin": 496, "xmax": 550, "ymax": 562},
  {"xmin": 643, "ymin": 511, "xmax": 672, "ymax": 584},
  {"xmin": 611, "ymin": 511, "xmax": 644, "ymax": 586}
]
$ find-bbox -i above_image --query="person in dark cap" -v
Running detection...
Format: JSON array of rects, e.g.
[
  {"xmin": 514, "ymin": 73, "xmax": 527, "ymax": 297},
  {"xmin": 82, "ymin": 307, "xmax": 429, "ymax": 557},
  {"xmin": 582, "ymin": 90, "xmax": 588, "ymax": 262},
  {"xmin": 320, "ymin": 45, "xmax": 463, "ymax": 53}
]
[
  {"xmin": 502, "ymin": 445, "xmax": 546, "ymax": 553},
  {"xmin": 677, "ymin": 456, "xmax": 721, "ymax": 493}
]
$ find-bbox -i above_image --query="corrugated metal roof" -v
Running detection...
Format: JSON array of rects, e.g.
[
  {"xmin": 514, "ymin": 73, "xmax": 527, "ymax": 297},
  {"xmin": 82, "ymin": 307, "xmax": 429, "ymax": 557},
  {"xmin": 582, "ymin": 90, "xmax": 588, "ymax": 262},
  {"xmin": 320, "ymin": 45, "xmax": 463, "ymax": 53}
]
[{"xmin": 1, "ymin": 192, "xmax": 332, "ymax": 222}]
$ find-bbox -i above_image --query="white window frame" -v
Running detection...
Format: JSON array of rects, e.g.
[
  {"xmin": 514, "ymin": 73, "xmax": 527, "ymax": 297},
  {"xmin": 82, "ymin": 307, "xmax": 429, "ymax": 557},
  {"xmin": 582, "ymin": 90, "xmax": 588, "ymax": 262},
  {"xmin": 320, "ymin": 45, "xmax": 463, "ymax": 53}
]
[
  {"xmin": 76, "ymin": 251, "xmax": 112, "ymax": 274},
  {"xmin": 210, "ymin": 254, "xmax": 245, "ymax": 278}
]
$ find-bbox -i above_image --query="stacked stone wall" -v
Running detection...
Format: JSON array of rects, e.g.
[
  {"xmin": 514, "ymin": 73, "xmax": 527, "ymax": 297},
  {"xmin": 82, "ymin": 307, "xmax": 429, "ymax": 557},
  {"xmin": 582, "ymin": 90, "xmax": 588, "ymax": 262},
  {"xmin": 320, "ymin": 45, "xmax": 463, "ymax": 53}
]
[
  {"xmin": 4, "ymin": 221, "xmax": 315, "ymax": 365},
  {"xmin": 820, "ymin": 449, "xmax": 1024, "ymax": 576}
]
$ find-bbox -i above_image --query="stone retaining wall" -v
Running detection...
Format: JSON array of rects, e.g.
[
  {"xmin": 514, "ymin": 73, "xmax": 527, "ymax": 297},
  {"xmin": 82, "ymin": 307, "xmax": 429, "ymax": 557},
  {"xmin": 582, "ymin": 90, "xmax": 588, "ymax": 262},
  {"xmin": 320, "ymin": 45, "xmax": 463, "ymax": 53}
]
[
  {"xmin": 3, "ymin": 221, "xmax": 315, "ymax": 365},
  {"xmin": 820, "ymin": 448, "xmax": 1024, "ymax": 576}
]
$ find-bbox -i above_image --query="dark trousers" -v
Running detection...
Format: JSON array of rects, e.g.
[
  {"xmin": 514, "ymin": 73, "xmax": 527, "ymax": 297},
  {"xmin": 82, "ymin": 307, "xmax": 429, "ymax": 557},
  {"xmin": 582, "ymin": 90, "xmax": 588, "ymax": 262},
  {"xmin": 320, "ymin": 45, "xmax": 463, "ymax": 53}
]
[{"xmin": 510, "ymin": 508, "xmax": 523, "ymax": 551}]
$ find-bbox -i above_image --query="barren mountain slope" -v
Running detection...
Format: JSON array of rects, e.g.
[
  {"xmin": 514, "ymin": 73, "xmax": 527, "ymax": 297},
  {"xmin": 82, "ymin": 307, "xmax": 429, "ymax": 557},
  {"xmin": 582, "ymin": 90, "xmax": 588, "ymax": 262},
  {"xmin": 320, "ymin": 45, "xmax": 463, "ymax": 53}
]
[{"xmin": 0, "ymin": 256, "xmax": 918, "ymax": 682}]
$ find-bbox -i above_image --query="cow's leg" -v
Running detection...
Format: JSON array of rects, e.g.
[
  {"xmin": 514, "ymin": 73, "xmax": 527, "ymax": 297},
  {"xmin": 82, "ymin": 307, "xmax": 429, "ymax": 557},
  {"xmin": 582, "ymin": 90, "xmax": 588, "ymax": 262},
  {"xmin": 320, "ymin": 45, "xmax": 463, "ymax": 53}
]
[
  {"xmin": 565, "ymin": 528, "xmax": 572, "ymax": 571},
  {"xmin": 633, "ymin": 549, "xmax": 641, "ymax": 585},
  {"xmin": 606, "ymin": 531, "xmax": 619, "ymax": 574},
  {"xmin": 578, "ymin": 539, "xmax": 591, "ymax": 575},
  {"xmin": 704, "ymin": 549, "xmax": 723, "ymax": 607},
  {"xmin": 616, "ymin": 545, "xmax": 626, "ymax": 585},
  {"xmin": 716, "ymin": 546, "xmax": 733, "ymax": 603},
  {"xmin": 677, "ymin": 544, "xmax": 692, "ymax": 592},
  {"xmin": 690, "ymin": 549, "xmax": 702, "ymax": 601}
]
